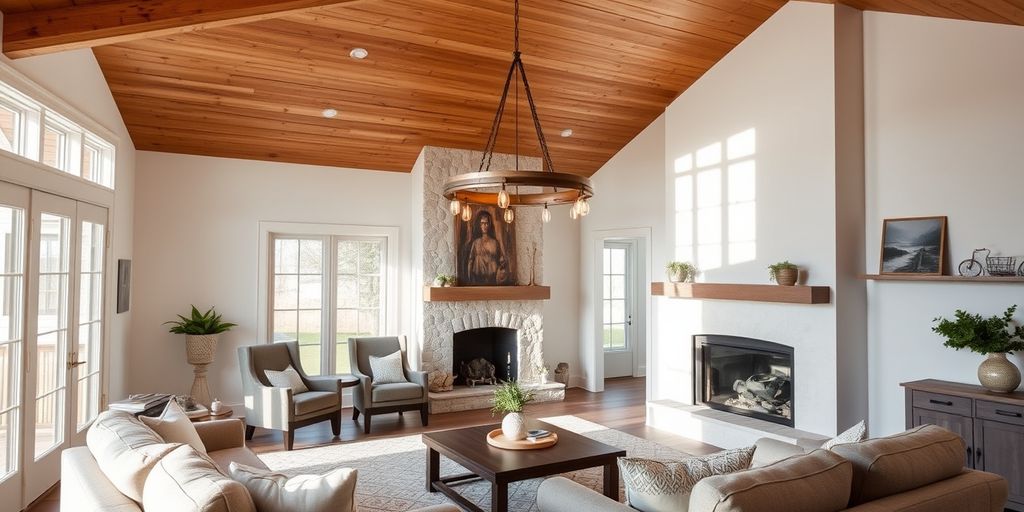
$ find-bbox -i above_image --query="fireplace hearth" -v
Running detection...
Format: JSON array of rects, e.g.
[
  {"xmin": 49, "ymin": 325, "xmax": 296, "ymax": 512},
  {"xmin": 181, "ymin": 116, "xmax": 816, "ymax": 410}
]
[{"xmin": 694, "ymin": 334, "xmax": 794, "ymax": 427}]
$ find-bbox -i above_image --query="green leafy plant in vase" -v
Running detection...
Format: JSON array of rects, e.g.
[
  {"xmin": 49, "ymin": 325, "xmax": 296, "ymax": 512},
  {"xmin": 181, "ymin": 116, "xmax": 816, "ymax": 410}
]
[
  {"xmin": 932, "ymin": 305, "xmax": 1024, "ymax": 393},
  {"xmin": 165, "ymin": 305, "xmax": 237, "ymax": 406},
  {"xmin": 492, "ymin": 380, "xmax": 535, "ymax": 440},
  {"xmin": 666, "ymin": 261, "xmax": 697, "ymax": 283},
  {"xmin": 433, "ymin": 274, "xmax": 456, "ymax": 287},
  {"xmin": 768, "ymin": 261, "xmax": 799, "ymax": 286}
]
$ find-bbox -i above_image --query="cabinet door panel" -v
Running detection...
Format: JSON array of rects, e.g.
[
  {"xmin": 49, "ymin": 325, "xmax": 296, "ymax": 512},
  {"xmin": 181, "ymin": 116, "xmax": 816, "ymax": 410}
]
[
  {"xmin": 977, "ymin": 419, "xmax": 1024, "ymax": 506},
  {"xmin": 912, "ymin": 407, "xmax": 973, "ymax": 467}
]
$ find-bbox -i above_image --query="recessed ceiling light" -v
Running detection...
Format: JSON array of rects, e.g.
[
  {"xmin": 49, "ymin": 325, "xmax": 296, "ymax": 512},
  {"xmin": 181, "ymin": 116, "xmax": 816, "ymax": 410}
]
[
  {"xmin": 560, "ymin": 128, "xmax": 573, "ymax": 138},
  {"xmin": 349, "ymin": 47, "xmax": 369, "ymax": 59},
  {"xmin": 321, "ymin": 108, "xmax": 338, "ymax": 118}
]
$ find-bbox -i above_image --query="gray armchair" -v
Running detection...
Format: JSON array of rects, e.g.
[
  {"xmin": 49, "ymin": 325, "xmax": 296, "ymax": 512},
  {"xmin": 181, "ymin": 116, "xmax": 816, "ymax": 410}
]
[
  {"xmin": 238, "ymin": 341, "xmax": 345, "ymax": 450},
  {"xmin": 349, "ymin": 336, "xmax": 428, "ymax": 434}
]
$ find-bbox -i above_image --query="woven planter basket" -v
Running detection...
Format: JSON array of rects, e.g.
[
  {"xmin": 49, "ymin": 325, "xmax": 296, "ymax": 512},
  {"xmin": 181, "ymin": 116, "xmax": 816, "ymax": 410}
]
[
  {"xmin": 186, "ymin": 334, "xmax": 219, "ymax": 365},
  {"xmin": 775, "ymin": 268, "xmax": 799, "ymax": 286}
]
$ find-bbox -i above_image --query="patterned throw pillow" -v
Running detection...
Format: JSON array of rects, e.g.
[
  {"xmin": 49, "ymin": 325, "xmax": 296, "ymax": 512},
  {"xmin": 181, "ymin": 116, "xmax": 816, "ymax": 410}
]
[
  {"xmin": 822, "ymin": 420, "xmax": 867, "ymax": 450},
  {"xmin": 369, "ymin": 350, "xmax": 408, "ymax": 384},
  {"xmin": 265, "ymin": 365, "xmax": 309, "ymax": 394},
  {"xmin": 618, "ymin": 446, "xmax": 755, "ymax": 512}
]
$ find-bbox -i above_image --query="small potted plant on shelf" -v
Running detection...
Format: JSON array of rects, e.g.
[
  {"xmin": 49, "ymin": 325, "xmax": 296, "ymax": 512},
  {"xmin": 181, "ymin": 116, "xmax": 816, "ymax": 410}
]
[
  {"xmin": 768, "ymin": 261, "xmax": 799, "ymax": 286},
  {"xmin": 433, "ymin": 274, "xmax": 456, "ymax": 287},
  {"xmin": 165, "ymin": 306, "xmax": 237, "ymax": 406},
  {"xmin": 492, "ymin": 380, "xmax": 535, "ymax": 441},
  {"xmin": 666, "ymin": 261, "xmax": 698, "ymax": 283},
  {"xmin": 933, "ymin": 305, "xmax": 1024, "ymax": 393}
]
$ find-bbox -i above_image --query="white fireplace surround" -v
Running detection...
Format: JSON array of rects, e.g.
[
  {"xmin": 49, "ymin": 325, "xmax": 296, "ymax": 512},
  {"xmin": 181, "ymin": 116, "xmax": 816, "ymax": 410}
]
[{"xmin": 421, "ymin": 308, "xmax": 544, "ymax": 384}]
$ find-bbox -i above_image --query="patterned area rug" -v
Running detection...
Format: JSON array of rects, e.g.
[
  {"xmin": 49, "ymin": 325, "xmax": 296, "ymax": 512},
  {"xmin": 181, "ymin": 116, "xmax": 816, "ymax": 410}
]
[{"xmin": 258, "ymin": 415, "xmax": 689, "ymax": 512}]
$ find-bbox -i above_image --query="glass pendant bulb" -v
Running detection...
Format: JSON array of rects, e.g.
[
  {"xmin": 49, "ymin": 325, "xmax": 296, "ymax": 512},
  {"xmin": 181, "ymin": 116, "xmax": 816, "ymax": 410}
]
[
  {"xmin": 461, "ymin": 204, "xmax": 473, "ymax": 222},
  {"xmin": 497, "ymin": 185, "xmax": 511, "ymax": 209},
  {"xmin": 570, "ymin": 205, "xmax": 579, "ymax": 220},
  {"xmin": 503, "ymin": 207, "xmax": 515, "ymax": 223},
  {"xmin": 449, "ymin": 199, "xmax": 461, "ymax": 216},
  {"xmin": 542, "ymin": 204, "xmax": 551, "ymax": 223},
  {"xmin": 580, "ymin": 199, "xmax": 591, "ymax": 216}
]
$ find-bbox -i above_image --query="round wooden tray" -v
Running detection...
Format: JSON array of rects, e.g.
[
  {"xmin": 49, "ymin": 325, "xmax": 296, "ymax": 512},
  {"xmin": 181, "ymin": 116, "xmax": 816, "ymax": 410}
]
[{"xmin": 486, "ymin": 429, "xmax": 558, "ymax": 450}]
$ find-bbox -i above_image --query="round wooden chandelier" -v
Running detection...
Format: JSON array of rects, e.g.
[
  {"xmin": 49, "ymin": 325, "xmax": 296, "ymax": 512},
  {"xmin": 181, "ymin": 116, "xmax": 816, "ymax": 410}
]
[{"xmin": 443, "ymin": 0, "xmax": 593, "ymax": 223}]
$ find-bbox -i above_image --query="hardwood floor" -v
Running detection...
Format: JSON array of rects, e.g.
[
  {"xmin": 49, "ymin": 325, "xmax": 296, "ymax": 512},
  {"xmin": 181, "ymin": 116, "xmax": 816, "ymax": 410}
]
[{"xmin": 27, "ymin": 377, "xmax": 717, "ymax": 511}]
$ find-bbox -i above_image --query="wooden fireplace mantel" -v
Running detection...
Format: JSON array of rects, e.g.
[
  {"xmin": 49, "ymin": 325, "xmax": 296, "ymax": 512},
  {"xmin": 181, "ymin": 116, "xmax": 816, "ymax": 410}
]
[
  {"xmin": 651, "ymin": 282, "xmax": 831, "ymax": 304},
  {"xmin": 423, "ymin": 285, "xmax": 551, "ymax": 302}
]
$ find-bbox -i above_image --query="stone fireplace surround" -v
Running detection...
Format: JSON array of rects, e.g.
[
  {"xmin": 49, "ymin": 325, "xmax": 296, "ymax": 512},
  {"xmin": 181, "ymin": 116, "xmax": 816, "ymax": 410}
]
[{"xmin": 412, "ymin": 147, "xmax": 565, "ymax": 414}]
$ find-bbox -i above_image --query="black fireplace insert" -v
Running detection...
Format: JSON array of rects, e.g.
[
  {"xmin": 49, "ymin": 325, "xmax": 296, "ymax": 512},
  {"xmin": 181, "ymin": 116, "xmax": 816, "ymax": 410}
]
[
  {"xmin": 451, "ymin": 327, "xmax": 517, "ymax": 386},
  {"xmin": 694, "ymin": 334, "xmax": 794, "ymax": 427}
]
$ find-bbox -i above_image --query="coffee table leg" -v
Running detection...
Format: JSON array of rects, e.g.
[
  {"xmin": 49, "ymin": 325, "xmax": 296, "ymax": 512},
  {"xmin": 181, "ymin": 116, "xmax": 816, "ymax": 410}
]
[
  {"xmin": 491, "ymin": 480, "xmax": 508, "ymax": 512},
  {"xmin": 426, "ymin": 448, "xmax": 440, "ymax": 492},
  {"xmin": 603, "ymin": 462, "xmax": 619, "ymax": 501}
]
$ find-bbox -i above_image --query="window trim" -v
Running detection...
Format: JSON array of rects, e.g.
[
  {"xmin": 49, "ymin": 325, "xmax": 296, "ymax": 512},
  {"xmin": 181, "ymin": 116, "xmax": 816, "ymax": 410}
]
[{"xmin": 256, "ymin": 222, "xmax": 400, "ymax": 353}]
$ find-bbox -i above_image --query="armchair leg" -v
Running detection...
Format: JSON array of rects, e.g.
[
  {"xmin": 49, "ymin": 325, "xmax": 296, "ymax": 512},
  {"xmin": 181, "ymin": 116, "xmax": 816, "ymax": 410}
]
[
  {"xmin": 352, "ymin": 407, "xmax": 360, "ymax": 421},
  {"xmin": 245, "ymin": 424, "xmax": 256, "ymax": 440},
  {"xmin": 284, "ymin": 429, "xmax": 295, "ymax": 451},
  {"xmin": 420, "ymin": 404, "xmax": 429, "ymax": 426},
  {"xmin": 363, "ymin": 414, "xmax": 372, "ymax": 435},
  {"xmin": 331, "ymin": 413, "xmax": 341, "ymax": 437}
]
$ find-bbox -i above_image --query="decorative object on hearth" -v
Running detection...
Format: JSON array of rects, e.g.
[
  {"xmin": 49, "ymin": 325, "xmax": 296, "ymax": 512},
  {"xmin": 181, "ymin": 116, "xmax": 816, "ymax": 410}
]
[
  {"xmin": 666, "ymin": 261, "xmax": 697, "ymax": 283},
  {"xmin": 441, "ymin": 0, "xmax": 593, "ymax": 224},
  {"xmin": 460, "ymin": 357, "xmax": 497, "ymax": 387},
  {"xmin": 432, "ymin": 274, "xmax": 456, "ymax": 287},
  {"xmin": 880, "ymin": 216, "xmax": 947, "ymax": 275},
  {"xmin": 767, "ymin": 261, "xmax": 799, "ymax": 286},
  {"xmin": 455, "ymin": 205, "xmax": 517, "ymax": 286},
  {"xmin": 429, "ymin": 371, "xmax": 456, "ymax": 393},
  {"xmin": 537, "ymin": 364, "xmax": 550, "ymax": 384},
  {"xmin": 492, "ymin": 380, "xmax": 535, "ymax": 441},
  {"xmin": 165, "ymin": 305, "xmax": 237, "ymax": 407},
  {"xmin": 553, "ymin": 362, "xmax": 570, "ymax": 385},
  {"xmin": 932, "ymin": 305, "xmax": 1024, "ymax": 393}
]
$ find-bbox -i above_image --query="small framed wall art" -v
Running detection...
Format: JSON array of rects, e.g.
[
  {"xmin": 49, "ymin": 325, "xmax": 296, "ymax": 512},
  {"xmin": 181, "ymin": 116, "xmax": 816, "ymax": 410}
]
[{"xmin": 879, "ymin": 216, "xmax": 947, "ymax": 275}]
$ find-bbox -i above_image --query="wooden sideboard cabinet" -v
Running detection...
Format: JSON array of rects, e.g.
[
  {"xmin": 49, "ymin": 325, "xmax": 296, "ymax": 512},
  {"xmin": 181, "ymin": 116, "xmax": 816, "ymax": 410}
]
[{"xmin": 902, "ymin": 379, "xmax": 1024, "ymax": 511}]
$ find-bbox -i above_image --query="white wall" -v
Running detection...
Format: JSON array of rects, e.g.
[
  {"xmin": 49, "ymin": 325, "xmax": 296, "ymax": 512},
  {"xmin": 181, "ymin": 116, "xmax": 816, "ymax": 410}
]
[
  {"xmin": 657, "ymin": 1, "xmax": 842, "ymax": 436},
  {"xmin": 5, "ymin": 49, "xmax": 136, "ymax": 401},
  {"xmin": 543, "ymin": 204, "xmax": 581, "ymax": 380},
  {"xmin": 864, "ymin": 13, "xmax": 1024, "ymax": 435},
  {"xmin": 580, "ymin": 115, "xmax": 666, "ymax": 392},
  {"xmin": 130, "ymin": 151, "xmax": 412, "ymax": 406}
]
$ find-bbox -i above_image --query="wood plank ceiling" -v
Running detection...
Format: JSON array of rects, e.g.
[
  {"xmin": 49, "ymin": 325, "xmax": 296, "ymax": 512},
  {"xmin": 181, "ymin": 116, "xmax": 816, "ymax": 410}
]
[{"xmin": 1, "ymin": 0, "xmax": 1023, "ymax": 174}]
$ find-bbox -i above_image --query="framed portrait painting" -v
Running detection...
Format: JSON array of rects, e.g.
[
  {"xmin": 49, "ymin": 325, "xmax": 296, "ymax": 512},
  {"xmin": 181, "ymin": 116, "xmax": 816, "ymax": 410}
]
[
  {"xmin": 879, "ymin": 216, "xmax": 947, "ymax": 275},
  {"xmin": 455, "ymin": 205, "xmax": 517, "ymax": 286}
]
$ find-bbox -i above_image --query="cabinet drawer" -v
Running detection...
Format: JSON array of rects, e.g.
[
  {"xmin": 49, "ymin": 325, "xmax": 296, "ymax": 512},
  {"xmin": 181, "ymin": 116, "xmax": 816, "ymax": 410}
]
[
  {"xmin": 912, "ymin": 390, "xmax": 972, "ymax": 416},
  {"xmin": 977, "ymin": 400, "xmax": 1024, "ymax": 426}
]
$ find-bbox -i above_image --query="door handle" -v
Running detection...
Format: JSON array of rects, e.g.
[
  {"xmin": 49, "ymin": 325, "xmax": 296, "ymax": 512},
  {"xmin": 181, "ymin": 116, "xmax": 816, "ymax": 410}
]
[
  {"xmin": 975, "ymin": 447, "xmax": 983, "ymax": 466},
  {"xmin": 627, "ymin": 315, "xmax": 632, "ymax": 326},
  {"xmin": 67, "ymin": 360, "xmax": 86, "ymax": 370}
]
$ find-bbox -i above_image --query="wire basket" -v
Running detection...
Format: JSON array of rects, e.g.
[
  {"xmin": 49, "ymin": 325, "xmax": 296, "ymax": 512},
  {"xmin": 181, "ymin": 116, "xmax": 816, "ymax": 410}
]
[{"xmin": 987, "ymin": 256, "xmax": 1017, "ymax": 276}]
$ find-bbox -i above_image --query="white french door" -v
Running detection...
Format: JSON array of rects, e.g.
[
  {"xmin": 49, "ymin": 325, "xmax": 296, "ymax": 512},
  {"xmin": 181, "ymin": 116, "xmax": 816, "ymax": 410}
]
[
  {"xmin": 19, "ymin": 190, "xmax": 107, "ymax": 507},
  {"xmin": 603, "ymin": 240, "xmax": 636, "ymax": 379},
  {"xmin": 0, "ymin": 181, "xmax": 29, "ymax": 507}
]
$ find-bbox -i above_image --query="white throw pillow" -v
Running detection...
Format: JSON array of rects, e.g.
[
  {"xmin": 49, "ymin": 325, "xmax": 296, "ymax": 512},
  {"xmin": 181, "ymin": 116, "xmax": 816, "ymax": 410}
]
[
  {"xmin": 368, "ymin": 350, "xmax": 408, "ymax": 384},
  {"xmin": 618, "ymin": 446, "xmax": 755, "ymax": 512},
  {"xmin": 228, "ymin": 462, "xmax": 357, "ymax": 512},
  {"xmin": 141, "ymin": 400, "xmax": 207, "ymax": 454},
  {"xmin": 264, "ymin": 365, "xmax": 309, "ymax": 394},
  {"xmin": 822, "ymin": 420, "xmax": 867, "ymax": 450}
]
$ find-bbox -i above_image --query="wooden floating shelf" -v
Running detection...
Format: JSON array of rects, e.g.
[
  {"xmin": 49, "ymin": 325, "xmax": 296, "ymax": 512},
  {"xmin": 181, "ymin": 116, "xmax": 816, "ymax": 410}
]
[
  {"xmin": 651, "ymin": 282, "xmax": 831, "ymax": 305},
  {"xmin": 423, "ymin": 285, "xmax": 551, "ymax": 302},
  {"xmin": 862, "ymin": 274, "xmax": 1024, "ymax": 283}
]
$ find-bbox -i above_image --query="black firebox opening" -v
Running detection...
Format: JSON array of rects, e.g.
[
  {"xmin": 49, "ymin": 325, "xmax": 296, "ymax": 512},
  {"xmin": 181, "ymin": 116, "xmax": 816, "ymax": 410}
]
[
  {"xmin": 694, "ymin": 334, "xmax": 794, "ymax": 427},
  {"xmin": 451, "ymin": 327, "xmax": 517, "ymax": 386}
]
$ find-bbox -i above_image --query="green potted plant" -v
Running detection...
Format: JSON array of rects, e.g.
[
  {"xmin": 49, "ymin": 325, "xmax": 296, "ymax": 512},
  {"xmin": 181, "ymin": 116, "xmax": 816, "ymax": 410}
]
[
  {"xmin": 768, "ymin": 261, "xmax": 799, "ymax": 286},
  {"xmin": 933, "ymin": 305, "xmax": 1024, "ymax": 393},
  {"xmin": 433, "ymin": 274, "xmax": 456, "ymax": 287},
  {"xmin": 666, "ymin": 261, "xmax": 697, "ymax": 283},
  {"xmin": 165, "ymin": 306, "xmax": 237, "ymax": 406},
  {"xmin": 492, "ymin": 380, "xmax": 535, "ymax": 440}
]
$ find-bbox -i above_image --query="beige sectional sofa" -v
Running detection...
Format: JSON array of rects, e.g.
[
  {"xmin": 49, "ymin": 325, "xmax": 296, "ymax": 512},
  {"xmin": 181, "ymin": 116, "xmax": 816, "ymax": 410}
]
[
  {"xmin": 537, "ymin": 425, "xmax": 1008, "ymax": 512},
  {"xmin": 62, "ymin": 410, "xmax": 457, "ymax": 512}
]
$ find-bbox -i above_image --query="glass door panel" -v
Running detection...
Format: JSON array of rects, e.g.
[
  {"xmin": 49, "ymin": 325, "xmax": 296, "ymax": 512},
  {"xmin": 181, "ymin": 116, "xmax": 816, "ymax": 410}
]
[
  {"xmin": 0, "ymin": 182, "xmax": 28, "ymax": 507},
  {"xmin": 72, "ymin": 203, "xmax": 106, "ymax": 440}
]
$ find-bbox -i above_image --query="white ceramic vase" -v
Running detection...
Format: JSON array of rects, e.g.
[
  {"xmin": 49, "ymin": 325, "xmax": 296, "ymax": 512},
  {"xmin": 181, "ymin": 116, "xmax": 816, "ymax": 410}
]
[{"xmin": 501, "ymin": 412, "xmax": 527, "ymax": 440}]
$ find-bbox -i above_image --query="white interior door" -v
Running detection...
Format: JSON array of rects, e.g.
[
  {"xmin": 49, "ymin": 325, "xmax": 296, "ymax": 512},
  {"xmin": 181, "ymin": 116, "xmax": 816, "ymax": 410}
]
[
  {"xmin": 0, "ymin": 181, "xmax": 29, "ymax": 507},
  {"xmin": 69, "ymin": 203, "xmax": 106, "ymax": 447},
  {"xmin": 603, "ymin": 241, "xmax": 636, "ymax": 379}
]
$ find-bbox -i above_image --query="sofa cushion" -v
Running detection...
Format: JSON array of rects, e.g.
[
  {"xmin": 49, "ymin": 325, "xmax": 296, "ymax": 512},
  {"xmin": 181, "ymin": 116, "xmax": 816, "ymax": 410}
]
[
  {"xmin": 143, "ymin": 444, "xmax": 255, "ymax": 512},
  {"xmin": 207, "ymin": 447, "xmax": 269, "ymax": 474},
  {"xmin": 618, "ymin": 447, "xmax": 755, "ymax": 512},
  {"xmin": 689, "ymin": 449, "xmax": 852, "ymax": 512},
  {"xmin": 228, "ymin": 462, "xmax": 357, "ymax": 512},
  {"xmin": 86, "ymin": 410, "xmax": 181, "ymax": 503},
  {"xmin": 140, "ymin": 400, "xmax": 207, "ymax": 454},
  {"xmin": 830, "ymin": 424, "xmax": 966, "ymax": 505},
  {"xmin": 293, "ymin": 391, "xmax": 339, "ymax": 416},
  {"xmin": 372, "ymin": 382, "xmax": 423, "ymax": 402}
]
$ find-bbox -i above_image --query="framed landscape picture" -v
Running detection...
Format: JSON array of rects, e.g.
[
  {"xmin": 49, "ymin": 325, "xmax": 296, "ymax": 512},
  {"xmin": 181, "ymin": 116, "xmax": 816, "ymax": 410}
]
[
  {"xmin": 455, "ymin": 205, "xmax": 517, "ymax": 286},
  {"xmin": 879, "ymin": 216, "xmax": 947, "ymax": 275}
]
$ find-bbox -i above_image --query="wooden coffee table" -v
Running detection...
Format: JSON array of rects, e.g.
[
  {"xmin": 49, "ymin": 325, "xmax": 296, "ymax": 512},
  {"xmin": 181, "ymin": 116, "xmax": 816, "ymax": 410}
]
[{"xmin": 422, "ymin": 422, "xmax": 626, "ymax": 512}]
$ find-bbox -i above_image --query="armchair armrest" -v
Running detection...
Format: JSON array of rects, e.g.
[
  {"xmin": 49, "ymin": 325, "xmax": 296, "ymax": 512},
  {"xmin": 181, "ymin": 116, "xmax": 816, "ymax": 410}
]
[
  {"xmin": 351, "ymin": 366, "xmax": 373, "ymax": 406},
  {"xmin": 243, "ymin": 385, "xmax": 294, "ymax": 430},
  {"xmin": 407, "ymin": 369, "xmax": 428, "ymax": 390},
  {"xmin": 195, "ymin": 419, "xmax": 246, "ymax": 452},
  {"xmin": 306, "ymin": 376, "xmax": 344, "ymax": 394}
]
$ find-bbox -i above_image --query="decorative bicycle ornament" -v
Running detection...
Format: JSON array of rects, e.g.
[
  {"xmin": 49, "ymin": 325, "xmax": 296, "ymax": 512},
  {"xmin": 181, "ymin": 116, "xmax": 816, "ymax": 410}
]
[{"xmin": 958, "ymin": 248, "xmax": 1024, "ymax": 277}]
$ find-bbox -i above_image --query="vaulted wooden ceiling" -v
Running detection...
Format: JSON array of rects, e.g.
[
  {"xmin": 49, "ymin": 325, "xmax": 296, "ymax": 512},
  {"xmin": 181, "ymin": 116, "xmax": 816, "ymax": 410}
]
[{"xmin": 1, "ymin": 0, "xmax": 1022, "ymax": 174}]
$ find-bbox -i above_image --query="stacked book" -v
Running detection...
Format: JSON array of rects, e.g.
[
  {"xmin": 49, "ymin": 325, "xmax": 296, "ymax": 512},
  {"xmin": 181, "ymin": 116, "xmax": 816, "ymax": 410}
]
[
  {"xmin": 109, "ymin": 393, "xmax": 171, "ymax": 416},
  {"xmin": 527, "ymin": 429, "xmax": 552, "ymax": 442}
]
